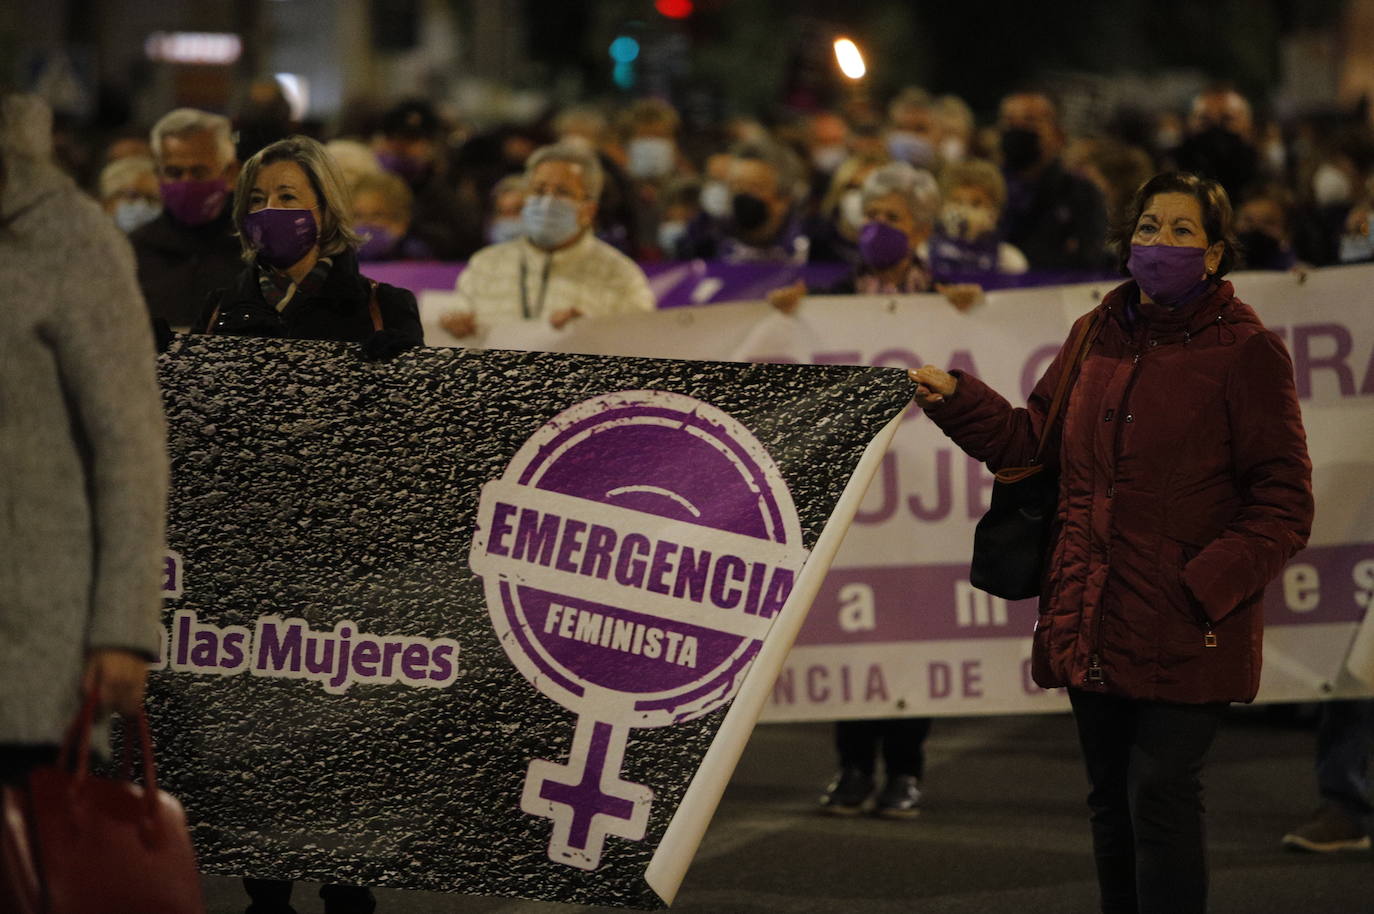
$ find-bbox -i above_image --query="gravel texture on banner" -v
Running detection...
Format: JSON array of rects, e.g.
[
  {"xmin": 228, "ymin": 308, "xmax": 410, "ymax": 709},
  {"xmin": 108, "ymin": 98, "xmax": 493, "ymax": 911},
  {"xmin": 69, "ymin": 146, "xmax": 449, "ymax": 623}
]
[{"xmin": 151, "ymin": 336, "xmax": 911, "ymax": 908}]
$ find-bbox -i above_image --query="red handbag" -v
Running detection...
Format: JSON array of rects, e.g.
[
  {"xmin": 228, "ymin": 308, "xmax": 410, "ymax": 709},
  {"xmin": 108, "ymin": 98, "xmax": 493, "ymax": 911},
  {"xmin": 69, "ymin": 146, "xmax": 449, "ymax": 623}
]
[{"xmin": 0, "ymin": 693, "xmax": 205, "ymax": 914}]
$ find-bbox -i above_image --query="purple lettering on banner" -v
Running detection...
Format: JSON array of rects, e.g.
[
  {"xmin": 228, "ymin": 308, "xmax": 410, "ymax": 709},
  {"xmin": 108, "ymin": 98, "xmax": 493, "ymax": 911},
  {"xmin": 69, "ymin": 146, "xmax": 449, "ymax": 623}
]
[
  {"xmin": 257, "ymin": 620, "xmax": 303, "ymax": 672},
  {"xmin": 907, "ymin": 449, "xmax": 952, "ymax": 522},
  {"xmin": 962, "ymin": 660, "xmax": 983, "ymax": 698},
  {"xmin": 469, "ymin": 390, "xmax": 811, "ymax": 871},
  {"xmin": 487, "ymin": 502, "xmax": 516, "ymax": 556},
  {"xmin": 1292, "ymin": 323, "xmax": 1355, "ymax": 399},
  {"xmin": 514, "ymin": 510, "xmax": 561, "ymax": 565},
  {"xmin": 353, "ymin": 640, "xmax": 381, "ymax": 677},
  {"xmin": 791, "ymin": 543, "xmax": 1374, "ymax": 648},
  {"xmin": 854, "ymin": 453, "xmax": 898, "ymax": 525},
  {"xmin": 965, "ymin": 453, "xmax": 995, "ymax": 519},
  {"xmin": 946, "ymin": 349, "xmax": 979, "ymax": 380},
  {"xmin": 929, "ymin": 662, "xmax": 952, "ymax": 699},
  {"xmin": 402, "ymin": 643, "xmax": 429, "ymax": 680},
  {"xmin": 554, "ymin": 519, "xmax": 588, "ymax": 574}
]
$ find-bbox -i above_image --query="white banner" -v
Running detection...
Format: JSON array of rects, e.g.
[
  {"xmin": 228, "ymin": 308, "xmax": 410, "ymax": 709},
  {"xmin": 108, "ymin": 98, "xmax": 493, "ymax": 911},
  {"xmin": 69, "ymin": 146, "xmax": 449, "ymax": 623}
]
[{"xmin": 425, "ymin": 265, "xmax": 1374, "ymax": 718}]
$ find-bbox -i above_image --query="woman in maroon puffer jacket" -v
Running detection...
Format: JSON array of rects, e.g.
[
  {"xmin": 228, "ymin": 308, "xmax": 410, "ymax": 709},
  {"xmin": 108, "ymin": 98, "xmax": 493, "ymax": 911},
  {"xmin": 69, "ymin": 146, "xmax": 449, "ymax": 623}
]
[{"xmin": 911, "ymin": 172, "xmax": 1313, "ymax": 914}]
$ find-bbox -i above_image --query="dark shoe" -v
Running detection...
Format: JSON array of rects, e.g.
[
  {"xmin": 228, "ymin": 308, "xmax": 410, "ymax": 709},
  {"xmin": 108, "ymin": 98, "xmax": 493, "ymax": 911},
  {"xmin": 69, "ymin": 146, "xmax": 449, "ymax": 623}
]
[
  {"xmin": 243, "ymin": 877, "xmax": 296, "ymax": 914},
  {"xmin": 873, "ymin": 775, "xmax": 922, "ymax": 819},
  {"xmin": 1282, "ymin": 806, "xmax": 1371, "ymax": 853},
  {"xmin": 818, "ymin": 768, "xmax": 874, "ymax": 815},
  {"xmin": 321, "ymin": 883, "xmax": 378, "ymax": 914}
]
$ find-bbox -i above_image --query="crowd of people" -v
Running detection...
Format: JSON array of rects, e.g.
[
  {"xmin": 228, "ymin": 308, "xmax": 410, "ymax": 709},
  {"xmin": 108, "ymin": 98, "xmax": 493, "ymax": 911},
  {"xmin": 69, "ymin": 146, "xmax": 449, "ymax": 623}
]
[
  {"xmin": 78, "ymin": 79, "xmax": 1374, "ymax": 339},
  {"xmin": 4, "ymin": 74, "xmax": 1373, "ymax": 914}
]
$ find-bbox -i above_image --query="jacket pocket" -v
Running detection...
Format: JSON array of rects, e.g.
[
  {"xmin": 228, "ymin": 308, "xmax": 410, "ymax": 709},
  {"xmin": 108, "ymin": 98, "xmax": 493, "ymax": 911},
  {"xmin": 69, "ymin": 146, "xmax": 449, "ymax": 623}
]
[{"xmin": 1159, "ymin": 538, "xmax": 1212, "ymax": 644}]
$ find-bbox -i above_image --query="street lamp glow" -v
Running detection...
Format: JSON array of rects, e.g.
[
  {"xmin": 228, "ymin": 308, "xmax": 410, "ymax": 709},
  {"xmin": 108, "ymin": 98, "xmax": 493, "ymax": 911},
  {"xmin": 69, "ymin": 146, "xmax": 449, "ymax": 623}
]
[{"xmin": 834, "ymin": 38, "xmax": 866, "ymax": 80}]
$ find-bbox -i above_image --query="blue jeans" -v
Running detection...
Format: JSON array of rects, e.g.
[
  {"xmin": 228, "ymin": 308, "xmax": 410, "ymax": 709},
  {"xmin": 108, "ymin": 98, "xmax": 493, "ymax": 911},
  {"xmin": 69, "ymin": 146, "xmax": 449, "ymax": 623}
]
[
  {"xmin": 1069, "ymin": 690, "xmax": 1227, "ymax": 914},
  {"xmin": 1316, "ymin": 698, "xmax": 1374, "ymax": 831}
]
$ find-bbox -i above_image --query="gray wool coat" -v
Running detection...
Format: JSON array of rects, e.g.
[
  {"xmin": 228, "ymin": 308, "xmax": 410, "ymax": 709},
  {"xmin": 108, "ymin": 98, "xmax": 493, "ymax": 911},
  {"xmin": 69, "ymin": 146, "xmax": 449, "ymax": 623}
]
[{"xmin": 0, "ymin": 95, "xmax": 168, "ymax": 747}]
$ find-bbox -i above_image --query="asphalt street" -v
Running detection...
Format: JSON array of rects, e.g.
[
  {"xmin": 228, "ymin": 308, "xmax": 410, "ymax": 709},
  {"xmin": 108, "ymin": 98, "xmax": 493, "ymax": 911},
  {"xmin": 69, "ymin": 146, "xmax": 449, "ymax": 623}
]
[{"xmin": 201, "ymin": 710, "xmax": 1371, "ymax": 913}]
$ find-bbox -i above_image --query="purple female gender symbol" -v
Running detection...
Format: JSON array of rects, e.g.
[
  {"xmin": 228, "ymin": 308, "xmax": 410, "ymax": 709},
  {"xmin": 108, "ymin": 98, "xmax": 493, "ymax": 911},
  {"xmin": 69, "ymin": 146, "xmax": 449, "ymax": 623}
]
[{"xmin": 470, "ymin": 390, "xmax": 808, "ymax": 869}]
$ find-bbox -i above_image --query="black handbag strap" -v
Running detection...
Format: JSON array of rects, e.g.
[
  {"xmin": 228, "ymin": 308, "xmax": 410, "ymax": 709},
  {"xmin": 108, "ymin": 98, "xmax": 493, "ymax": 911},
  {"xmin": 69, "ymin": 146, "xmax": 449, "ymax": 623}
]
[{"xmin": 995, "ymin": 309, "xmax": 1103, "ymax": 484}]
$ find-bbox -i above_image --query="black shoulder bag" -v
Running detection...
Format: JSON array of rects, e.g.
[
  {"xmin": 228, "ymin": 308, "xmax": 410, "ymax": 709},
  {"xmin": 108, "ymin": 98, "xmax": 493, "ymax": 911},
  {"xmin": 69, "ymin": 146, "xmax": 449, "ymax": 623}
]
[{"xmin": 969, "ymin": 310, "xmax": 1102, "ymax": 600}]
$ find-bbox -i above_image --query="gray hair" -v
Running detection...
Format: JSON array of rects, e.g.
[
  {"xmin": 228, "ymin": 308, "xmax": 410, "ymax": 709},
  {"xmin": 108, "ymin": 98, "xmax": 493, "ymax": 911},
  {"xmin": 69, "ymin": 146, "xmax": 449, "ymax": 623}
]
[
  {"xmin": 149, "ymin": 108, "xmax": 236, "ymax": 167},
  {"xmin": 232, "ymin": 135, "xmax": 360, "ymax": 263},
  {"xmin": 98, "ymin": 155, "xmax": 157, "ymax": 201},
  {"xmin": 525, "ymin": 142, "xmax": 604, "ymax": 201},
  {"xmin": 729, "ymin": 138, "xmax": 806, "ymax": 202},
  {"xmin": 490, "ymin": 173, "xmax": 529, "ymax": 200},
  {"xmin": 861, "ymin": 162, "xmax": 941, "ymax": 228}
]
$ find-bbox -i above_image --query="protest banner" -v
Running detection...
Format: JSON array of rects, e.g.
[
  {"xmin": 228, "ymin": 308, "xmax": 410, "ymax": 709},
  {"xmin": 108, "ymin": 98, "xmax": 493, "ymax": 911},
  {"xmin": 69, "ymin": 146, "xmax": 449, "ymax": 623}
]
[
  {"xmin": 152, "ymin": 337, "xmax": 910, "ymax": 906},
  {"xmin": 360, "ymin": 259, "xmax": 852, "ymax": 310},
  {"xmin": 469, "ymin": 264, "xmax": 1374, "ymax": 720}
]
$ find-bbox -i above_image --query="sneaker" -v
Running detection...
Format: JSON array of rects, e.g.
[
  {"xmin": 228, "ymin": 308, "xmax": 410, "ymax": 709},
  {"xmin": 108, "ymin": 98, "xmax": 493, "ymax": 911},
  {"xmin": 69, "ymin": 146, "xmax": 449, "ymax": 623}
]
[
  {"xmin": 818, "ymin": 768, "xmax": 874, "ymax": 815},
  {"xmin": 1281, "ymin": 806, "xmax": 1372, "ymax": 853},
  {"xmin": 874, "ymin": 774, "xmax": 922, "ymax": 819}
]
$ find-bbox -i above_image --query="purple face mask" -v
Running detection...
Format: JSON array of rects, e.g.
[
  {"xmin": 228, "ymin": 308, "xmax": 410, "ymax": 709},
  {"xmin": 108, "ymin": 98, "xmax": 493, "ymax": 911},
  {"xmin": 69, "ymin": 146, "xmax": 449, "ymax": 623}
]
[
  {"xmin": 858, "ymin": 220, "xmax": 912, "ymax": 270},
  {"xmin": 355, "ymin": 223, "xmax": 399, "ymax": 261},
  {"xmin": 376, "ymin": 151, "xmax": 432, "ymax": 186},
  {"xmin": 1127, "ymin": 244, "xmax": 1211, "ymax": 307},
  {"xmin": 160, "ymin": 178, "xmax": 229, "ymax": 227},
  {"xmin": 243, "ymin": 208, "xmax": 319, "ymax": 270}
]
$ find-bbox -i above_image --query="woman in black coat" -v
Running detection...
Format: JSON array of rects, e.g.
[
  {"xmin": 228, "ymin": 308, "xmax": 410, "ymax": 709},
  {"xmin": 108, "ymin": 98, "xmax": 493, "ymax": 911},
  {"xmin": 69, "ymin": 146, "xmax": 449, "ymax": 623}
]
[
  {"xmin": 201, "ymin": 134, "xmax": 422, "ymax": 360},
  {"xmin": 200, "ymin": 135, "xmax": 413, "ymax": 914}
]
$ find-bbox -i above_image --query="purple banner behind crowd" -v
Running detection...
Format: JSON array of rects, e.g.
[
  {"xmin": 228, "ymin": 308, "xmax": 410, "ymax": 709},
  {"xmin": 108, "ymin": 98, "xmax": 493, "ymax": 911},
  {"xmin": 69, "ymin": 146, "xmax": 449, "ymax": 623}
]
[{"xmin": 361, "ymin": 259, "xmax": 1115, "ymax": 309}]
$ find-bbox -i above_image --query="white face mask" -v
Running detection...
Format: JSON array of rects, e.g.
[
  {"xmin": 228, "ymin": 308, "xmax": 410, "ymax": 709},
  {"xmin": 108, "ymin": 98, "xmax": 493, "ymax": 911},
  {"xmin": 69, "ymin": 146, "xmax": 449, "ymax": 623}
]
[
  {"xmin": 113, "ymin": 198, "xmax": 161, "ymax": 234},
  {"xmin": 886, "ymin": 130, "xmax": 936, "ymax": 167},
  {"xmin": 700, "ymin": 180, "xmax": 732, "ymax": 219},
  {"xmin": 811, "ymin": 144, "xmax": 847, "ymax": 175},
  {"xmin": 1312, "ymin": 163, "xmax": 1353, "ymax": 207},
  {"xmin": 657, "ymin": 220, "xmax": 687, "ymax": 256},
  {"xmin": 522, "ymin": 195, "xmax": 582, "ymax": 249},
  {"xmin": 626, "ymin": 137, "xmax": 676, "ymax": 180},
  {"xmin": 838, "ymin": 189, "xmax": 865, "ymax": 231},
  {"xmin": 486, "ymin": 215, "xmax": 524, "ymax": 245},
  {"xmin": 939, "ymin": 136, "xmax": 967, "ymax": 164}
]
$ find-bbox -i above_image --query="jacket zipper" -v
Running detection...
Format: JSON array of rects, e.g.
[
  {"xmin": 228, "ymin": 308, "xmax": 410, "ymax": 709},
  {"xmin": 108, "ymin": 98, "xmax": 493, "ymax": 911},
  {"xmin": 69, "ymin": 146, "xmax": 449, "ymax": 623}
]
[{"xmin": 1086, "ymin": 332, "xmax": 1147, "ymax": 688}]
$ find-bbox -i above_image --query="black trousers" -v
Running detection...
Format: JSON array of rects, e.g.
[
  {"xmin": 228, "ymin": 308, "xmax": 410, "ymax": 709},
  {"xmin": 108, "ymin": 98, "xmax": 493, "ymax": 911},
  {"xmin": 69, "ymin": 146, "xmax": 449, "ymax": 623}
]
[
  {"xmin": 243, "ymin": 878, "xmax": 375, "ymax": 914},
  {"xmin": 834, "ymin": 717, "xmax": 932, "ymax": 779},
  {"xmin": 1068, "ymin": 689, "xmax": 1227, "ymax": 914},
  {"xmin": 0, "ymin": 744, "xmax": 60, "ymax": 786}
]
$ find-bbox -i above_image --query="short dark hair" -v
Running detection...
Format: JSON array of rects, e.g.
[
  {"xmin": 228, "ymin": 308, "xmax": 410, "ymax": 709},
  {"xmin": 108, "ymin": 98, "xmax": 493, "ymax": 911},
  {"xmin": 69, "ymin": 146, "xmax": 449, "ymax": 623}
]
[{"xmin": 1111, "ymin": 171, "xmax": 1238, "ymax": 277}]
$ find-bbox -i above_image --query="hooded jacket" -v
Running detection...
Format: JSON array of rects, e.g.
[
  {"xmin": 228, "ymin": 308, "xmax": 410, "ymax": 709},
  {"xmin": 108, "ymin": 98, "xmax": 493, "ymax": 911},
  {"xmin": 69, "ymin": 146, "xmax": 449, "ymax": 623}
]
[{"xmin": 928, "ymin": 279, "xmax": 1313, "ymax": 704}]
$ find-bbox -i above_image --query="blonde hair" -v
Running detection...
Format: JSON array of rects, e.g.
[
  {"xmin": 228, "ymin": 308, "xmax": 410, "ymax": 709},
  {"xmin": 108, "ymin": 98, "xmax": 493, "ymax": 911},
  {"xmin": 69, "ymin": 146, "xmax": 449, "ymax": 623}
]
[
  {"xmin": 98, "ymin": 155, "xmax": 157, "ymax": 202},
  {"xmin": 940, "ymin": 159, "xmax": 1007, "ymax": 210},
  {"xmin": 350, "ymin": 171, "xmax": 413, "ymax": 222},
  {"xmin": 232, "ymin": 135, "xmax": 360, "ymax": 263}
]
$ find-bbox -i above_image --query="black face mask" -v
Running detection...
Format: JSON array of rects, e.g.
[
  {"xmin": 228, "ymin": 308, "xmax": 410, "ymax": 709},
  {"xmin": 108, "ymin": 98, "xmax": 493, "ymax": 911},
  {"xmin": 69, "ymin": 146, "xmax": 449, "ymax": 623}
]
[
  {"xmin": 1177, "ymin": 126, "xmax": 1257, "ymax": 197},
  {"xmin": 1237, "ymin": 230, "xmax": 1285, "ymax": 270},
  {"xmin": 1000, "ymin": 128, "xmax": 1042, "ymax": 173},
  {"xmin": 731, "ymin": 193, "xmax": 771, "ymax": 233}
]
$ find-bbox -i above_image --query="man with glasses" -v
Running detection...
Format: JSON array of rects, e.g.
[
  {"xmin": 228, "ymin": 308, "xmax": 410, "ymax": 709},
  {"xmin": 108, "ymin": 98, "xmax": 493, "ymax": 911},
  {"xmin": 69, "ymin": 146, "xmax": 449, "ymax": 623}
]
[
  {"xmin": 131, "ymin": 108, "xmax": 243, "ymax": 333},
  {"xmin": 439, "ymin": 142, "xmax": 653, "ymax": 345}
]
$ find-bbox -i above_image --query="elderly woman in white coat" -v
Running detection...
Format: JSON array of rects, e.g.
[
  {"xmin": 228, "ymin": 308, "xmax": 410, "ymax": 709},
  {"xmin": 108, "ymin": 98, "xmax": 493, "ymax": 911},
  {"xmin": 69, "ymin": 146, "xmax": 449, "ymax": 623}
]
[{"xmin": 0, "ymin": 94, "xmax": 168, "ymax": 781}]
